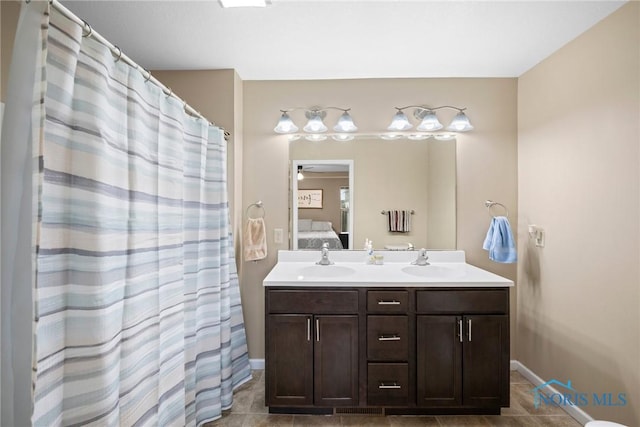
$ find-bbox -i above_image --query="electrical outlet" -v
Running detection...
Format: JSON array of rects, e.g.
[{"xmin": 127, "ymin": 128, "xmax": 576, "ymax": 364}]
[
  {"xmin": 528, "ymin": 225, "xmax": 545, "ymax": 248},
  {"xmin": 274, "ymin": 228, "xmax": 283, "ymax": 244}
]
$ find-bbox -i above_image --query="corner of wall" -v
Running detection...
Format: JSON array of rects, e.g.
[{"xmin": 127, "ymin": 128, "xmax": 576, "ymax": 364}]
[{"xmin": 516, "ymin": 3, "xmax": 639, "ymax": 424}]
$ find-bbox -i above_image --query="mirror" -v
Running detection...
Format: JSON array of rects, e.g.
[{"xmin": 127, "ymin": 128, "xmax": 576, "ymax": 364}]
[
  {"xmin": 291, "ymin": 160, "xmax": 354, "ymax": 250},
  {"xmin": 290, "ymin": 138, "xmax": 456, "ymax": 250}
]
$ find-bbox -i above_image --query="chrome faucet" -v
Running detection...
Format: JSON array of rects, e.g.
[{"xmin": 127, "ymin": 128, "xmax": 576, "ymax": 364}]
[
  {"xmin": 411, "ymin": 248, "xmax": 430, "ymax": 266},
  {"xmin": 316, "ymin": 242, "xmax": 334, "ymax": 265}
]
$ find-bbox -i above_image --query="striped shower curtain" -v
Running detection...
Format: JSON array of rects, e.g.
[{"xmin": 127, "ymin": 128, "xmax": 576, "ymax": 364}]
[{"xmin": 26, "ymin": 5, "xmax": 250, "ymax": 426}]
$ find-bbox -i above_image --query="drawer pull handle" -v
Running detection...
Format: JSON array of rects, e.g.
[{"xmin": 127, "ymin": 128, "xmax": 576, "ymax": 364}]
[
  {"xmin": 378, "ymin": 335, "xmax": 401, "ymax": 341},
  {"xmin": 307, "ymin": 317, "xmax": 311, "ymax": 341},
  {"xmin": 377, "ymin": 300, "xmax": 400, "ymax": 305},
  {"xmin": 378, "ymin": 383, "xmax": 401, "ymax": 389},
  {"xmin": 458, "ymin": 319, "xmax": 463, "ymax": 343},
  {"xmin": 468, "ymin": 318, "xmax": 472, "ymax": 342}
]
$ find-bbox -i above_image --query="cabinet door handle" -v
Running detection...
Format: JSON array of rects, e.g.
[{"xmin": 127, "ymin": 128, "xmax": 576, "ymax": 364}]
[
  {"xmin": 458, "ymin": 319, "xmax": 463, "ymax": 343},
  {"xmin": 378, "ymin": 335, "xmax": 401, "ymax": 341},
  {"xmin": 307, "ymin": 317, "xmax": 311, "ymax": 341},
  {"xmin": 378, "ymin": 382, "xmax": 401, "ymax": 389},
  {"xmin": 377, "ymin": 300, "xmax": 400, "ymax": 305},
  {"xmin": 468, "ymin": 318, "xmax": 472, "ymax": 342},
  {"xmin": 316, "ymin": 318, "xmax": 320, "ymax": 342}
]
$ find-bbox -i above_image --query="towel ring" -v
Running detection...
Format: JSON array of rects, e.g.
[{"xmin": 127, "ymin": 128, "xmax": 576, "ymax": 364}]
[
  {"xmin": 246, "ymin": 201, "xmax": 265, "ymax": 219},
  {"xmin": 485, "ymin": 200, "xmax": 509, "ymax": 218}
]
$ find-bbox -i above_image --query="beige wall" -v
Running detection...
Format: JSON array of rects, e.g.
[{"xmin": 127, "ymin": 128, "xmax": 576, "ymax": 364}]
[
  {"xmin": 427, "ymin": 140, "xmax": 457, "ymax": 249},
  {"xmin": 243, "ymin": 78, "xmax": 519, "ymax": 359},
  {"xmin": 517, "ymin": 3, "xmax": 640, "ymax": 425}
]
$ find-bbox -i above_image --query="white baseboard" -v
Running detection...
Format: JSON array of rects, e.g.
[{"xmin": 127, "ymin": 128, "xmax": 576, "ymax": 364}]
[
  {"xmin": 511, "ymin": 360, "xmax": 594, "ymax": 426},
  {"xmin": 249, "ymin": 358, "xmax": 265, "ymax": 370}
]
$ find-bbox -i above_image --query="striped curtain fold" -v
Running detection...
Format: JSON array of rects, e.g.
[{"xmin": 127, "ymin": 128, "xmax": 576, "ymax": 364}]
[{"xmin": 30, "ymin": 5, "xmax": 250, "ymax": 426}]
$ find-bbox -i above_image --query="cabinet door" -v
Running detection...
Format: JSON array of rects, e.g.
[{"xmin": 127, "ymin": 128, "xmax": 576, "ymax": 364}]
[
  {"xmin": 463, "ymin": 315, "xmax": 510, "ymax": 407},
  {"xmin": 267, "ymin": 314, "xmax": 313, "ymax": 406},
  {"xmin": 314, "ymin": 315, "xmax": 359, "ymax": 406},
  {"xmin": 416, "ymin": 315, "xmax": 462, "ymax": 407}
]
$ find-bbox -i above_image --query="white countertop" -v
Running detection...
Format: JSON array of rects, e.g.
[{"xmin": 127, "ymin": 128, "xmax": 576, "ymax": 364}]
[{"xmin": 263, "ymin": 250, "xmax": 514, "ymax": 288}]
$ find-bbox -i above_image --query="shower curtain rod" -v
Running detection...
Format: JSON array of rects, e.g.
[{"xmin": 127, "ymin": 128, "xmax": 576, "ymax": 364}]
[{"xmin": 34, "ymin": 0, "xmax": 231, "ymax": 140}]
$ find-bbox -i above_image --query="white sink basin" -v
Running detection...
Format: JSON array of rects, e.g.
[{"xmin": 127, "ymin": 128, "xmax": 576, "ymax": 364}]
[
  {"xmin": 297, "ymin": 265, "xmax": 356, "ymax": 278},
  {"xmin": 401, "ymin": 265, "xmax": 465, "ymax": 279}
]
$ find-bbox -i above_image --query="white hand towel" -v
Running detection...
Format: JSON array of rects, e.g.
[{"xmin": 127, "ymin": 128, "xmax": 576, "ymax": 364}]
[{"xmin": 244, "ymin": 217, "xmax": 267, "ymax": 261}]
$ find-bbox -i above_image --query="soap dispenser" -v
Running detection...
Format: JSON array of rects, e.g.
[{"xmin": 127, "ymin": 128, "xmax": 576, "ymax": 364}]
[{"xmin": 366, "ymin": 239, "xmax": 374, "ymax": 264}]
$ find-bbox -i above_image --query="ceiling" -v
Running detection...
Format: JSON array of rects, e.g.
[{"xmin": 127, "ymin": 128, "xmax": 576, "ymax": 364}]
[{"xmin": 60, "ymin": 0, "xmax": 626, "ymax": 81}]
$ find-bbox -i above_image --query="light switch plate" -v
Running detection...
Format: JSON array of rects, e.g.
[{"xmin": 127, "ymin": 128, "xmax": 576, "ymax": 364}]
[{"xmin": 274, "ymin": 228, "xmax": 283, "ymax": 244}]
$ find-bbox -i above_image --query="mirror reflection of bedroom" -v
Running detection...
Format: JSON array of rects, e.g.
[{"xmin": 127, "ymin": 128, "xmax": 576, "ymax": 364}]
[{"xmin": 294, "ymin": 161, "xmax": 353, "ymax": 250}]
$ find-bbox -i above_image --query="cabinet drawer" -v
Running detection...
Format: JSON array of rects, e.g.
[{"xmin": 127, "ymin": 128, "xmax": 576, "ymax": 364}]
[
  {"xmin": 367, "ymin": 363, "xmax": 409, "ymax": 406},
  {"xmin": 367, "ymin": 290, "xmax": 409, "ymax": 313},
  {"xmin": 416, "ymin": 290, "xmax": 508, "ymax": 314},
  {"xmin": 268, "ymin": 290, "xmax": 358, "ymax": 314},
  {"xmin": 367, "ymin": 316, "xmax": 408, "ymax": 361}
]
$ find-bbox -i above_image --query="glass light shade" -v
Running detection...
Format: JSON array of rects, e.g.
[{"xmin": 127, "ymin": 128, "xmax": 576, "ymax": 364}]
[
  {"xmin": 434, "ymin": 133, "xmax": 456, "ymax": 141},
  {"xmin": 274, "ymin": 112, "xmax": 298, "ymax": 134},
  {"xmin": 416, "ymin": 111, "xmax": 443, "ymax": 131},
  {"xmin": 387, "ymin": 110, "xmax": 413, "ymax": 131},
  {"xmin": 408, "ymin": 134, "xmax": 430, "ymax": 141},
  {"xmin": 332, "ymin": 134, "xmax": 355, "ymax": 142},
  {"xmin": 380, "ymin": 133, "xmax": 402, "ymax": 140},
  {"xmin": 305, "ymin": 134, "xmax": 327, "ymax": 142},
  {"xmin": 303, "ymin": 113, "xmax": 328, "ymax": 133},
  {"xmin": 297, "ymin": 166, "xmax": 304, "ymax": 180},
  {"xmin": 446, "ymin": 112, "xmax": 474, "ymax": 132},
  {"xmin": 333, "ymin": 112, "xmax": 358, "ymax": 133}
]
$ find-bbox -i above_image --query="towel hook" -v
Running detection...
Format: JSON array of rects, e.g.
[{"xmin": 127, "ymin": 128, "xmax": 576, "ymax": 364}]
[
  {"xmin": 485, "ymin": 200, "xmax": 509, "ymax": 218},
  {"xmin": 246, "ymin": 201, "xmax": 265, "ymax": 219}
]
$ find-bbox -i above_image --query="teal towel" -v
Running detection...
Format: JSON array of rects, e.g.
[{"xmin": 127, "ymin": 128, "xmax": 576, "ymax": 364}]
[{"xmin": 483, "ymin": 216, "xmax": 517, "ymax": 263}]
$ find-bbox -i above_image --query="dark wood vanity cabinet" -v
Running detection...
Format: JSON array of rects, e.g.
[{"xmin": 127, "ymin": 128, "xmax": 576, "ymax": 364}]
[
  {"xmin": 265, "ymin": 287, "xmax": 509, "ymax": 415},
  {"xmin": 416, "ymin": 315, "xmax": 509, "ymax": 408},
  {"xmin": 267, "ymin": 314, "xmax": 313, "ymax": 406},
  {"xmin": 266, "ymin": 290, "xmax": 359, "ymax": 408},
  {"xmin": 416, "ymin": 290, "xmax": 510, "ymax": 409}
]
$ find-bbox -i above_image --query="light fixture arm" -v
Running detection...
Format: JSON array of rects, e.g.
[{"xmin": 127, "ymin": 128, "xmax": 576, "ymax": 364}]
[
  {"xmin": 394, "ymin": 105, "xmax": 467, "ymax": 113},
  {"xmin": 279, "ymin": 106, "xmax": 352, "ymax": 114}
]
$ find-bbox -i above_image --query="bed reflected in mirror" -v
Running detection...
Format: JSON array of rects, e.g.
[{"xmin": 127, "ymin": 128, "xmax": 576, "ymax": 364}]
[{"xmin": 291, "ymin": 160, "xmax": 354, "ymax": 250}]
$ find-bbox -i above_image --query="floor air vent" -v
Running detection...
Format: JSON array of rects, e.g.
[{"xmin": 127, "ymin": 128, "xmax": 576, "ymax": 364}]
[{"xmin": 335, "ymin": 407, "xmax": 384, "ymax": 415}]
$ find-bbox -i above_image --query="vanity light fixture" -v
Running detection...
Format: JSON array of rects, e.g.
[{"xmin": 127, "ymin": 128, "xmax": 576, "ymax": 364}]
[
  {"xmin": 275, "ymin": 104, "xmax": 472, "ymax": 141},
  {"xmin": 274, "ymin": 107, "xmax": 358, "ymax": 135},
  {"xmin": 387, "ymin": 105, "xmax": 474, "ymax": 132},
  {"xmin": 297, "ymin": 165, "xmax": 304, "ymax": 181}
]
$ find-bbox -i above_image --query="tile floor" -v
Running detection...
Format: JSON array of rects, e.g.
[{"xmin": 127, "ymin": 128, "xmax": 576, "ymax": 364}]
[{"xmin": 204, "ymin": 371, "xmax": 583, "ymax": 427}]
